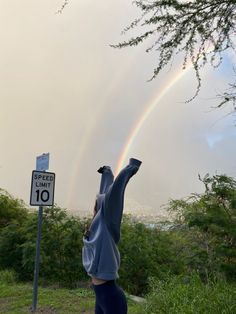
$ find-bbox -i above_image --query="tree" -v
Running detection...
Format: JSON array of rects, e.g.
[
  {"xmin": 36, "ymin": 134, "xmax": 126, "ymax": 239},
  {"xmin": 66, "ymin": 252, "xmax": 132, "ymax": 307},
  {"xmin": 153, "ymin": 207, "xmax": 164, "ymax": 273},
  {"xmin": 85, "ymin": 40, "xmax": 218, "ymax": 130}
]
[
  {"xmin": 21, "ymin": 206, "xmax": 87, "ymax": 286},
  {"xmin": 119, "ymin": 216, "xmax": 186, "ymax": 295},
  {"xmin": 56, "ymin": 0, "xmax": 69, "ymax": 14},
  {"xmin": 168, "ymin": 174, "xmax": 236, "ymax": 281},
  {"xmin": 0, "ymin": 190, "xmax": 30, "ymax": 276},
  {"xmin": 112, "ymin": 0, "xmax": 236, "ymax": 108},
  {"xmin": 0, "ymin": 189, "xmax": 28, "ymax": 228}
]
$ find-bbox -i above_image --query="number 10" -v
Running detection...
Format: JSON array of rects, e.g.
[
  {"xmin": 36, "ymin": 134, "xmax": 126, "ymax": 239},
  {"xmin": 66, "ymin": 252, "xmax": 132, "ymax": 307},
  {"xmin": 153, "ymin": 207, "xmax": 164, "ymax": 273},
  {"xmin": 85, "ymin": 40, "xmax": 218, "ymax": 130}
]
[{"xmin": 35, "ymin": 190, "xmax": 50, "ymax": 202}]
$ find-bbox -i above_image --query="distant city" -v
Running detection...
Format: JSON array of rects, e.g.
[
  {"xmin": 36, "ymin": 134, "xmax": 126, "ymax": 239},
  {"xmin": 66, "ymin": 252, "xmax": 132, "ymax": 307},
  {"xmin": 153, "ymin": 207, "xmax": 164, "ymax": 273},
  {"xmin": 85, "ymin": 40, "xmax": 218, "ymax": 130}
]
[{"xmin": 70, "ymin": 203, "xmax": 170, "ymax": 225}]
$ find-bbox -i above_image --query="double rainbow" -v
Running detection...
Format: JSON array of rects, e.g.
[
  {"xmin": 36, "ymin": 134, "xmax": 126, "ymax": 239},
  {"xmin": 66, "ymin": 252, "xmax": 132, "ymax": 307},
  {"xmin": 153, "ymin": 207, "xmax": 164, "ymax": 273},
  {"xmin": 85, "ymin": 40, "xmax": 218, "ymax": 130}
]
[{"xmin": 115, "ymin": 63, "xmax": 194, "ymax": 175}]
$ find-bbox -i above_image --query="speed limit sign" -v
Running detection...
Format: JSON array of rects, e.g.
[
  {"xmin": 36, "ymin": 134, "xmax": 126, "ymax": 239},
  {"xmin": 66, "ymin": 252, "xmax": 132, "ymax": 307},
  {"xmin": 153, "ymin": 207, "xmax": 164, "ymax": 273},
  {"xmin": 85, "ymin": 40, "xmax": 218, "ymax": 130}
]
[{"xmin": 30, "ymin": 170, "xmax": 55, "ymax": 206}]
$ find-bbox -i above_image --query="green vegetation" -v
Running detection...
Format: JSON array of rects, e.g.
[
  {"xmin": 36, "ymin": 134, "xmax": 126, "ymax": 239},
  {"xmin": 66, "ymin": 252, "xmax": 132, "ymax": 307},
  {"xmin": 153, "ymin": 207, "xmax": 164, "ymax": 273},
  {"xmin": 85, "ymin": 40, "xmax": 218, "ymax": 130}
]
[
  {"xmin": 141, "ymin": 274, "xmax": 236, "ymax": 314},
  {"xmin": 0, "ymin": 173, "xmax": 235, "ymax": 312},
  {"xmin": 167, "ymin": 174, "xmax": 236, "ymax": 282},
  {"xmin": 113, "ymin": 1, "xmax": 236, "ymax": 107},
  {"xmin": 0, "ymin": 270, "xmax": 140, "ymax": 314},
  {"xmin": 119, "ymin": 218, "xmax": 185, "ymax": 295}
]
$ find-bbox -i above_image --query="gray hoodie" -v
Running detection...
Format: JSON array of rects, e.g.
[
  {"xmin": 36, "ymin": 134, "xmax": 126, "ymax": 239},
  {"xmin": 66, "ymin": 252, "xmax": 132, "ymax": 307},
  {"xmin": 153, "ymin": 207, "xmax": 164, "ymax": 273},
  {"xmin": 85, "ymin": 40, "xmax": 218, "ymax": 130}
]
[{"xmin": 82, "ymin": 158, "xmax": 142, "ymax": 280}]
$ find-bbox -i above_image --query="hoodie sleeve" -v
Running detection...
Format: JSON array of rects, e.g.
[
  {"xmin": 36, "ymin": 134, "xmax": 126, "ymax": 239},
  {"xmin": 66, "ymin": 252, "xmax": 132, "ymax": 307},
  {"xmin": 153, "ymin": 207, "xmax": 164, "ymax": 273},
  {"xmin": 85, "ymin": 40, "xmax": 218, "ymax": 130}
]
[
  {"xmin": 103, "ymin": 158, "xmax": 142, "ymax": 244},
  {"xmin": 98, "ymin": 166, "xmax": 114, "ymax": 194}
]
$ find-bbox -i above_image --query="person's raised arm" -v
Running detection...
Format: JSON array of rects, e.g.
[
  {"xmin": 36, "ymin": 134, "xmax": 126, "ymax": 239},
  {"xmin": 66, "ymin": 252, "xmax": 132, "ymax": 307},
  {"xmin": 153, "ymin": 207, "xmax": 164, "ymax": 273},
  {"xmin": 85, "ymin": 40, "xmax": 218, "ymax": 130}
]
[{"xmin": 103, "ymin": 158, "xmax": 142, "ymax": 243}]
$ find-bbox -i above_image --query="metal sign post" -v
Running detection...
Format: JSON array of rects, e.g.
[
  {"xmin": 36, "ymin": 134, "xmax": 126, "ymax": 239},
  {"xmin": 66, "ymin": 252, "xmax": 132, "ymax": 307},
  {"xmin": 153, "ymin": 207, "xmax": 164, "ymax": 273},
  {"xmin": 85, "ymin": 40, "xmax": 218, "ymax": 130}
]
[
  {"xmin": 32, "ymin": 206, "xmax": 43, "ymax": 312},
  {"xmin": 30, "ymin": 154, "xmax": 55, "ymax": 312}
]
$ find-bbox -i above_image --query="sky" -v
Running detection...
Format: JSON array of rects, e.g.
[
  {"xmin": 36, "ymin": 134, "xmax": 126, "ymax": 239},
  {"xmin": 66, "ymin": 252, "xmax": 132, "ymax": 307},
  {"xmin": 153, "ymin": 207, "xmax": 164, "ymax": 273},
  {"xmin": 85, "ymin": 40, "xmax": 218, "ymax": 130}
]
[{"xmin": 1, "ymin": 0, "xmax": 236, "ymax": 218}]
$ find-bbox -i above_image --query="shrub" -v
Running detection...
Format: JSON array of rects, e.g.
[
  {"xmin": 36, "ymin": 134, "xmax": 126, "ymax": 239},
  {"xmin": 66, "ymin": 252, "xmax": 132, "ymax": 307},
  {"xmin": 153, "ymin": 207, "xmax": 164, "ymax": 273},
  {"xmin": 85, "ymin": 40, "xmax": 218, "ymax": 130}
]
[
  {"xmin": 0, "ymin": 269, "xmax": 18, "ymax": 284},
  {"xmin": 168, "ymin": 174, "xmax": 236, "ymax": 282},
  {"xmin": 140, "ymin": 273, "xmax": 236, "ymax": 314},
  {"xmin": 21, "ymin": 206, "xmax": 88, "ymax": 287},
  {"xmin": 0, "ymin": 189, "xmax": 28, "ymax": 228},
  {"xmin": 0, "ymin": 223, "xmax": 26, "ymax": 275},
  {"xmin": 119, "ymin": 217, "xmax": 186, "ymax": 295}
]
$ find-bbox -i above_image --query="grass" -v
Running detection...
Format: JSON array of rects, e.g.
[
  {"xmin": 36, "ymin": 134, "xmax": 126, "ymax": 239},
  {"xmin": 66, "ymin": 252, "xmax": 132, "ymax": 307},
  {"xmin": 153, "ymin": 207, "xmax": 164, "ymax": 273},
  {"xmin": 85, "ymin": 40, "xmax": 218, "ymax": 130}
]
[
  {"xmin": 0, "ymin": 271, "xmax": 141, "ymax": 314},
  {"xmin": 4, "ymin": 270, "xmax": 235, "ymax": 314},
  {"xmin": 141, "ymin": 274, "xmax": 236, "ymax": 314},
  {"xmin": 0, "ymin": 281, "xmax": 93, "ymax": 314}
]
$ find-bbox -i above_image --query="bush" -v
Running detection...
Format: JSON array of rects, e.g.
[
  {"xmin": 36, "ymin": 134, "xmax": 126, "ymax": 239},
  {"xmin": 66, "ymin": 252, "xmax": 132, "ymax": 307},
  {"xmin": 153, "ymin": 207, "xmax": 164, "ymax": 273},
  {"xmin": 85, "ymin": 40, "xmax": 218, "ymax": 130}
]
[
  {"xmin": 0, "ymin": 223, "xmax": 26, "ymax": 275},
  {"xmin": 140, "ymin": 273, "xmax": 236, "ymax": 314},
  {"xmin": 21, "ymin": 206, "xmax": 88, "ymax": 287},
  {"xmin": 119, "ymin": 217, "xmax": 186, "ymax": 295},
  {"xmin": 0, "ymin": 189, "xmax": 28, "ymax": 228},
  {"xmin": 0, "ymin": 204, "xmax": 88, "ymax": 287},
  {"xmin": 0, "ymin": 269, "xmax": 18, "ymax": 284},
  {"xmin": 1, "ymin": 176, "xmax": 236, "ymax": 296},
  {"xmin": 168, "ymin": 174, "xmax": 236, "ymax": 282}
]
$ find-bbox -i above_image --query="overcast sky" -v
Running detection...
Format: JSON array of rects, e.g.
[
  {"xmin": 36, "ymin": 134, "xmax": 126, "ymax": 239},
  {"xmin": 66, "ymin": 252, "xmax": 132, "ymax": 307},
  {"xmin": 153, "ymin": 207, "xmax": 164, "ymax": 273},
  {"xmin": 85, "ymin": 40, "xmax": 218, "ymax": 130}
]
[{"xmin": 1, "ymin": 0, "xmax": 236, "ymax": 217}]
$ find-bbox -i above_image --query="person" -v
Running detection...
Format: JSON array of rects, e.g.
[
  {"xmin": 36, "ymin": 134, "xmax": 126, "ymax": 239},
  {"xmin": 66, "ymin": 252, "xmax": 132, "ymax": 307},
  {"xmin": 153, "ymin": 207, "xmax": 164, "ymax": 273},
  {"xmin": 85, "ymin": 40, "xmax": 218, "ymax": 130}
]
[{"xmin": 82, "ymin": 158, "xmax": 142, "ymax": 314}]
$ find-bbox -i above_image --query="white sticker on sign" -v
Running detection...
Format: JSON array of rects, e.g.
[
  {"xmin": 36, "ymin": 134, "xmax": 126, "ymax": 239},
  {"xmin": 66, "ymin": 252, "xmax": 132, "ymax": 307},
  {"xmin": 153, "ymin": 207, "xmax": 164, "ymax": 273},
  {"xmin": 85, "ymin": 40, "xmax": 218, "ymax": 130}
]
[{"xmin": 30, "ymin": 170, "xmax": 55, "ymax": 206}]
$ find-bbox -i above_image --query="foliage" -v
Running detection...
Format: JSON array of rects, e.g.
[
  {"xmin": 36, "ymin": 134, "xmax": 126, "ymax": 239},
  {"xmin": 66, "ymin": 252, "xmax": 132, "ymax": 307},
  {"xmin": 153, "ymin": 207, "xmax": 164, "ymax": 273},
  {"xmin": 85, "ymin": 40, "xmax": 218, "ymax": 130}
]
[
  {"xmin": 0, "ymin": 190, "xmax": 29, "ymax": 274},
  {"xmin": 112, "ymin": 0, "xmax": 236, "ymax": 106},
  {"xmin": 21, "ymin": 206, "xmax": 88, "ymax": 286},
  {"xmin": 0, "ymin": 196, "xmax": 88, "ymax": 286},
  {"xmin": 0, "ymin": 189, "xmax": 28, "ymax": 228},
  {"xmin": 140, "ymin": 273, "xmax": 236, "ymax": 314},
  {"xmin": 0, "ymin": 270, "xmax": 18, "ymax": 285},
  {"xmin": 1, "ymin": 176, "xmax": 236, "ymax": 296},
  {"xmin": 41, "ymin": 207, "xmax": 87, "ymax": 286},
  {"xmin": 168, "ymin": 174, "xmax": 236, "ymax": 281},
  {"xmin": 119, "ymin": 216, "xmax": 186, "ymax": 295},
  {"xmin": 0, "ymin": 223, "xmax": 26, "ymax": 275},
  {"xmin": 56, "ymin": 0, "xmax": 69, "ymax": 14}
]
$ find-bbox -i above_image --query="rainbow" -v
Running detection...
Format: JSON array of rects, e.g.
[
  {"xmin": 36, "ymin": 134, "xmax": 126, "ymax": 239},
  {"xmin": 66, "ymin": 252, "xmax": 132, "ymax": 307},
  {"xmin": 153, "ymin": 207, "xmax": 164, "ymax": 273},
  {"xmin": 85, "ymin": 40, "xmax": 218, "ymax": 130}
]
[
  {"xmin": 115, "ymin": 64, "xmax": 194, "ymax": 175},
  {"xmin": 66, "ymin": 50, "xmax": 143, "ymax": 208}
]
